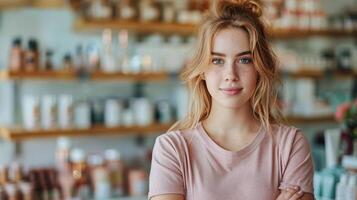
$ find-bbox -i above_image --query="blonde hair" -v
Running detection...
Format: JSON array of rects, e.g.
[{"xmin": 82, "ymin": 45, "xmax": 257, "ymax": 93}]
[{"xmin": 169, "ymin": 0, "xmax": 283, "ymax": 132}]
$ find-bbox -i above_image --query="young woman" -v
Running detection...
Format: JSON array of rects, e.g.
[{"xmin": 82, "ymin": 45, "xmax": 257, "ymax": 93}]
[{"xmin": 148, "ymin": 0, "xmax": 314, "ymax": 199}]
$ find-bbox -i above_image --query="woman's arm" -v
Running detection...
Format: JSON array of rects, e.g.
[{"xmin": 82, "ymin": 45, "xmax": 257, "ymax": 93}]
[
  {"xmin": 300, "ymin": 193, "xmax": 314, "ymax": 200},
  {"xmin": 150, "ymin": 191, "xmax": 314, "ymax": 200},
  {"xmin": 278, "ymin": 130, "xmax": 314, "ymax": 195},
  {"xmin": 151, "ymin": 194, "xmax": 184, "ymax": 200},
  {"xmin": 276, "ymin": 187, "xmax": 314, "ymax": 200}
]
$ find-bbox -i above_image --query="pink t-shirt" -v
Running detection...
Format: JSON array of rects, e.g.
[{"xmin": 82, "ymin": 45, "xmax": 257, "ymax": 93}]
[{"xmin": 148, "ymin": 122, "xmax": 314, "ymax": 200}]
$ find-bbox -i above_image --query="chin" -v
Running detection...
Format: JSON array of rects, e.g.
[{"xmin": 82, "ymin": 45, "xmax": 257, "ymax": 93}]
[{"xmin": 218, "ymin": 101, "xmax": 246, "ymax": 109}]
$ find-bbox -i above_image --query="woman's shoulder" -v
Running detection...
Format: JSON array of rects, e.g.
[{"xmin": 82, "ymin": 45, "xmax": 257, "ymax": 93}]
[
  {"xmin": 269, "ymin": 123, "xmax": 307, "ymax": 145},
  {"xmin": 154, "ymin": 127, "xmax": 197, "ymax": 150},
  {"xmin": 270, "ymin": 123, "xmax": 300, "ymax": 135}
]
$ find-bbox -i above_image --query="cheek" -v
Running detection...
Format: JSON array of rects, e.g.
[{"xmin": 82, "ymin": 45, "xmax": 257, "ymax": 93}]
[
  {"xmin": 240, "ymin": 69, "xmax": 258, "ymax": 89},
  {"xmin": 204, "ymin": 72, "xmax": 220, "ymax": 94}
]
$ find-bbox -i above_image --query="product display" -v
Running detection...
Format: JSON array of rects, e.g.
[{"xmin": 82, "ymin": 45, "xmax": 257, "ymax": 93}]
[
  {"xmin": 1, "ymin": 1, "xmax": 356, "ymax": 200},
  {"xmin": 8, "ymin": 38, "xmax": 23, "ymax": 71},
  {"xmin": 24, "ymin": 39, "xmax": 39, "ymax": 72},
  {"xmin": 76, "ymin": 0, "xmax": 207, "ymax": 24},
  {"xmin": 21, "ymin": 95, "xmax": 41, "ymax": 130},
  {"xmin": 21, "ymin": 95, "xmax": 175, "ymax": 130},
  {"xmin": 0, "ymin": 144, "xmax": 151, "ymax": 199}
]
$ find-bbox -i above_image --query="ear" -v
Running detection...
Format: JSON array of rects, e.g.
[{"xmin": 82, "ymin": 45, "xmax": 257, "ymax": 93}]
[{"xmin": 200, "ymin": 73, "xmax": 205, "ymax": 80}]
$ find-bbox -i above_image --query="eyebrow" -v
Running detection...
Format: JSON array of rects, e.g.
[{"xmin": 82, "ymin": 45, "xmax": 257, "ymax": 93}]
[{"xmin": 211, "ymin": 50, "xmax": 252, "ymax": 57}]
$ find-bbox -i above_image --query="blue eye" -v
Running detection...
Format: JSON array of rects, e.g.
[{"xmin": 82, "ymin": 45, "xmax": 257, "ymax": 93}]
[
  {"xmin": 238, "ymin": 57, "xmax": 253, "ymax": 64},
  {"xmin": 212, "ymin": 58, "xmax": 224, "ymax": 65}
]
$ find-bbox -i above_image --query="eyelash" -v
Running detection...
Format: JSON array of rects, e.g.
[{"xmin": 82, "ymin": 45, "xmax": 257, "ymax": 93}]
[
  {"xmin": 239, "ymin": 57, "xmax": 253, "ymax": 64},
  {"xmin": 211, "ymin": 58, "xmax": 224, "ymax": 65},
  {"xmin": 211, "ymin": 57, "xmax": 253, "ymax": 65}
]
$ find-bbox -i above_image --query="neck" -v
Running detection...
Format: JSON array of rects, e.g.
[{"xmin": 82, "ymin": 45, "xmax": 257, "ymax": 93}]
[{"xmin": 202, "ymin": 102, "xmax": 260, "ymax": 137}]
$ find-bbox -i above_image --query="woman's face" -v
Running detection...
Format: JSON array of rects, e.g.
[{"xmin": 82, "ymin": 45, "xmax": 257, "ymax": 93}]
[{"xmin": 204, "ymin": 28, "xmax": 258, "ymax": 109}]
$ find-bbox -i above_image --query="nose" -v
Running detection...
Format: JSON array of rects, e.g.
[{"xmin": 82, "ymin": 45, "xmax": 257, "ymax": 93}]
[{"xmin": 224, "ymin": 61, "xmax": 238, "ymax": 82}]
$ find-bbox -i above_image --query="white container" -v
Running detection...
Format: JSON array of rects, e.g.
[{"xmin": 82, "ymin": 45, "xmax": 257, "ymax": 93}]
[
  {"xmin": 104, "ymin": 149, "xmax": 125, "ymax": 197},
  {"xmin": 342, "ymin": 156, "xmax": 357, "ymax": 170},
  {"xmin": 94, "ymin": 181, "xmax": 111, "ymax": 199},
  {"xmin": 122, "ymin": 108, "xmax": 135, "ymax": 127},
  {"xmin": 133, "ymin": 98, "xmax": 154, "ymax": 126},
  {"xmin": 41, "ymin": 95, "xmax": 57, "ymax": 130},
  {"xmin": 324, "ymin": 129, "xmax": 341, "ymax": 169},
  {"xmin": 321, "ymin": 173, "xmax": 336, "ymax": 199},
  {"xmin": 346, "ymin": 174, "xmax": 357, "ymax": 200},
  {"xmin": 313, "ymin": 172, "xmax": 323, "ymax": 198},
  {"xmin": 104, "ymin": 99, "xmax": 123, "ymax": 127},
  {"xmin": 74, "ymin": 100, "xmax": 91, "ymax": 129},
  {"xmin": 22, "ymin": 95, "xmax": 41, "ymax": 130},
  {"xmin": 58, "ymin": 95, "xmax": 74, "ymax": 129},
  {"xmin": 139, "ymin": 2, "xmax": 159, "ymax": 22},
  {"xmin": 163, "ymin": 3, "xmax": 175, "ymax": 23},
  {"xmin": 294, "ymin": 79, "xmax": 315, "ymax": 116},
  {"xmin": 101, "ymin": 29, "xmax": 118, "ymax": 73},
  {"xmin": 87, "ymin": 154, "xmax": 111, "ymax": 200},
  {"xmin": 128, "ymin": 169, "xmax": 148, "ymax": 196},
  {"xmin": 70, "ymin": 148, "xmax": 85, "ymax": 163},
  {"xmin": 56, "ymin": 137, "xmax": 72, "ymax": 173},
  {"xmin": 336, "ymin": 173, "xmax": 349, "ymax": 200}
]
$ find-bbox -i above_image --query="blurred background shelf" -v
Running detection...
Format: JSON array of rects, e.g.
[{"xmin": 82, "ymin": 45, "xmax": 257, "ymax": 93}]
[
  {"xmin": 0, "ymin": 0, "xmax": 66, "ymax": 9},
  {"xmin": 0, "ymin": 115, "xmax": 336, "ymax": 142},
  {"xmin": 269, "ymin": 29, "xmax": 357, "ymax": 38},
  {"xmin": 74, "ymin": 18, "xmax": 197, "ymax": 35},
  {"xmin": 285, "ymin": 115, "xmax": 335, "ymax": 124},
  {"xmin": 0, "ymin": 70, "xmax": 170, "ymax": 81},
  {"xmin": 282, "ymin": 69, "xmax": 357, "ymax": 79},
  {"xmin": 74, "ymin": 18, "xmax": 357, "ymax": 38},
  {"xmin": 2, "ymin": 69, "xmax": 354, "ymax": 81},
  {"xmin": 0, "ymin": 123, "xmax": 173, "ymax": 141}
]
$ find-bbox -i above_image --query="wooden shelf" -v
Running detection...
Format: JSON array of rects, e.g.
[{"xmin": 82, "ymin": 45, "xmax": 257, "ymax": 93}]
[
  {"xmin": 0, "ymin": 0, "xmax": 30, "ymax": 9},
  {"xmin": 0, "ymin": 123, "xmax": 173, "ymax": 141},
  {"xmin": 74, "ymin": 18, "xmax": 197, "ymax": 35},
  {"xmin": 30, "ymin": 0, "xmax": 66, "ymax": 9},
  {"xmin": 285, "ymin": 115, "xmax": 336, "ymax": 124},
  {"xmin": 270, "ymin": 28, "xmax": 357, "ymax": 39},
  {"xmin": 0, "ymin": 0, "xmax": 65, "ymax": 9},
  {"xmin": 1, "ymin": 69, "xmax": 354, "ymax": 81},
  {"xmin": 74, "ymin": 18, "xmax": 357, "ymax": 38},
  {"xmin": 0, "ymin": 116, "xmax": 337, "ymax": 141},
  {"xmin": 282, "ymin": 69, "xmax": 357, "ymax": 79},
  {"xmin": 0, "ymin": 70, "xmax": 170, "ymax": 81}
]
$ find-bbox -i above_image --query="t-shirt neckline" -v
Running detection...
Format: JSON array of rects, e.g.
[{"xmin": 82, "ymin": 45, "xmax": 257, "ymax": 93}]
[{"xmin": 196, "ymin": 122, "xmax": 266, "ymax": 158}]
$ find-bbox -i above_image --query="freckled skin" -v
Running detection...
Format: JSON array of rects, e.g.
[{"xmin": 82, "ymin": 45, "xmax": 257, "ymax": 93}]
[{"xmin": 204, "ymin": 28, "xmax": 258, "ymax": 110}]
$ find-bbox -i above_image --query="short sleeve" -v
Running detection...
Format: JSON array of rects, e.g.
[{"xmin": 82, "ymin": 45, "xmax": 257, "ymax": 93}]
[
  {"xmin": 148, "ymin": 135, "xmax": 185, "ymax": 199},
  {"xmin": 279, "ymin": 131, "xmax": 314, "ymax": 194}
]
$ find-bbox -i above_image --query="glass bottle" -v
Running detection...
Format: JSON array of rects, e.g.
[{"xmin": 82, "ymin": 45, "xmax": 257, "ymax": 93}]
[
  {"xmin": 104, "ymin": 149, "xmax": 125, "ymax": 197},
  {"xmin": 24, "ymin": 39, "xmax": 39, "ymax": 72},
  {"xmin": 100, "ymin": 29, "xmax": 117, "ymax": 73},
  {"xmin": 44, "ymin": 50, "xmax": 54, "ymax": 71},
  {"xmin": 88, "ymin": 154, "xmax": 111, "ymax": 199},
  {"xmin": 0, "ymin": 165, "xmax": 8, "ymax": 200},
  {"xmin": 70, "ymin": 149, "xmax": 91, "ymax": 199},
  {"xmin": 8, "ymin": 37, "xmax": 23, "ymax": 71},
  {"xmin": 63, "ymin": 54, "xmax": 74, "ymax": 71},
  {"xmin": 117, "ymin": 30, "xmax": 130, "ymax": 73}
]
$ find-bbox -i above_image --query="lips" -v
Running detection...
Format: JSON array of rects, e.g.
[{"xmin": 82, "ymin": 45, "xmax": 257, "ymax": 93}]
[{"xmin": 219, "ymin": 87, "xmax": 243, "ymax": 95}]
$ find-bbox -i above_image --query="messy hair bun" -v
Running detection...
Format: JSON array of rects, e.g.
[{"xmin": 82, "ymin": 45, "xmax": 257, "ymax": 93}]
[{"xmin": 212, "ymin": 0, "xmax": 263, "ymax": 19}]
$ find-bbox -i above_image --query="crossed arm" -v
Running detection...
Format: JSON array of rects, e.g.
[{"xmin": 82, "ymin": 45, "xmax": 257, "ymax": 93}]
[{"xmin": 150, "ymin": 188, "xmax": 314, "ymax": 200}]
